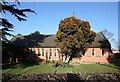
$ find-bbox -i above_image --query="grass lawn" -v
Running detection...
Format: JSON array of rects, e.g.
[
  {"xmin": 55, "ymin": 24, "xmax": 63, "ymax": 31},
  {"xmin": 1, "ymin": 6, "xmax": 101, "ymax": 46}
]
[{"xmin": 2, "ymin": 63, "xmax": 120, "ymax": 74}]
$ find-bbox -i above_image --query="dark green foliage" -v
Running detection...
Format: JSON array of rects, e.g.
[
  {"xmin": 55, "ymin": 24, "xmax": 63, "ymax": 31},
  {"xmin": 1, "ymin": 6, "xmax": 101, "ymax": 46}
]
[
  {"xmin": 0, "ymin": 0, "xmax": 36, "ymax": 41},
  {"xmin": 55, "ymin": 16, "xmax": 96, "ymax": 58},
  {"xmin": 1, "ymin": 1, "xmax": 37, "ymax": 65},
  {"xmin": 110, "ymin": 53, "xmax": 120, "ymax": 66},
  {"xmin": 2, "ymin": 41, "xmax": 40, "ymax": 65},
  {"xmin": 51, "ymin": 60, "xmax": 55, "ymax": 64},
  {"xmin": 31, "ymin": 31, "xmax": 40, "ymax": 35}
]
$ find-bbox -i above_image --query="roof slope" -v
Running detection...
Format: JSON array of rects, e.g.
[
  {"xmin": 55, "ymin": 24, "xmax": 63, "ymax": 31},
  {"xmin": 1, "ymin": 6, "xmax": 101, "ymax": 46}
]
[
  {"xmin": 89, "ymin": 32, "xmax": 111, "ymax": 48},
  {"xmin": 10, "ymin": 34, "xmax": 57, "ymax": 48},
  {"xmin": 10, "ymin": 32, "xmax": 111, "ymax": 48}
]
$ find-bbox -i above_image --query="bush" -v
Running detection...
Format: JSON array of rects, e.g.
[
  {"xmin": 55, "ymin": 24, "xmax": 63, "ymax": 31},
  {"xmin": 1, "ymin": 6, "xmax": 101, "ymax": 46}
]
[
  {"xmin": 59, "ymin": 63, "xmax": 73, "ymax": 68},
  {"xmin": 57, "ymin": 59, "xmax": 63, "ymax": 64},
  {"xmin": 52, "ymin": 62, "xmax": 60, "ymax": 67},
  {"xmin": 69, "ymin": 61, "xmax": 74, "ymax": 65},
  {"xmin": 3, "ymin": 73, "xmax": 120, "ymax": 82},
  {"xmin": 109, "ymin": 53, "xmax": 120, "ymax": 66},
  {"xmin": 51, "ymin": 60, "xmax": 55, "ymax": 64},
  {"xmin": 42, "ymin": 60, "xmax": 50, "ymax": 65}
]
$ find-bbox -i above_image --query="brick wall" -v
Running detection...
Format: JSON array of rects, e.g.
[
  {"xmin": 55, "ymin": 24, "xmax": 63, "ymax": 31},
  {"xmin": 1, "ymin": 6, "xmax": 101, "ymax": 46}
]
[
  {"xmin": 30, "ymin": 47, "xmax": 112, "ymax": 63},
  {"xmin": 73, "ymin": 48, "xmax": 112, "ymax": 63},
  {"xmin": 30, "ymin": 48, "xmax": 61, "ymax": 61}
]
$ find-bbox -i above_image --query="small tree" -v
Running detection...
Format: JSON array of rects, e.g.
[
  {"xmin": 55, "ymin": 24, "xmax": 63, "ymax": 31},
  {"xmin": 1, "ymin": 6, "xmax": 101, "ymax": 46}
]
[
  {"xmin": 31, "ymin": 31, "xmax": 40, "ymax": 35},
  {"xmin": 55, "ymin": 16, "xmax": 96, "ymax": 63}
]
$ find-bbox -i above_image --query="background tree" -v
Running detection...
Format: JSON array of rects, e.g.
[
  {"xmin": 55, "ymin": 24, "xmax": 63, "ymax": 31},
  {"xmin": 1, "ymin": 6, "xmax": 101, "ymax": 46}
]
[
  {"xmin": 55, "ymin": 16, "xmax": 96, "ymax": 63},
  {"xmin": 101, "ymin": 29, "xmax": 114, "ymax": 40},
  {"xmin": 101, "ymin": 29, "xmax": 118, "ymax": 50},
  {"xmin": 31, "ymin": 31, "xmax": 40, "ymax": 35}
]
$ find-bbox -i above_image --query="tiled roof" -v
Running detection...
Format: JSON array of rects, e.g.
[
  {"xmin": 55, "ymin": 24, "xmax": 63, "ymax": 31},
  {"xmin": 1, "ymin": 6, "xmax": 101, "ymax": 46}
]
[
  {"xmin": 89, "ymin": 32, "xmax": 111, "ymax": 48},
  {"xmin": 10, "ymin": 34, "xmax": 57, "ymax": 48},
  {"xmin": 10, "ymin": 32, "xmax": 111, "ymax": 48}
]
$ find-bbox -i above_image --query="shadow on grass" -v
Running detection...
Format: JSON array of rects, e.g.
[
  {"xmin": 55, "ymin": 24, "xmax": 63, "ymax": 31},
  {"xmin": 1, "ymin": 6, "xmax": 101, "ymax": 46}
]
[
  {"xmin": 2, "ymin": 62, "xmax": 40, "ymax": 69},
  {"xmin": 100, "ymin": 64, "xmax": 120, "ymax": 72}
]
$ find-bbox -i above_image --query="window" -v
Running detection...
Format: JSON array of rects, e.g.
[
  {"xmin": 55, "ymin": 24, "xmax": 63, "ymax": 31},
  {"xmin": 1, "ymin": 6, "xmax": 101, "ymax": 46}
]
[
  {"xmin": 42, "ymin": 49, "xmax": 44, "ymax": 56},
  {"xmin": 33, "ymin": 48, "xmax": 36, "ymax": 54},
  {"xmin": 82, "ymin": 49, "xmax": 85, "ymax": 56},
  {"xmin": 92, "ymin": 49, "xmax": 94, "ymax": 56},
  {"xmin": 38, "ymin": 48, "xmax": 40, "ymax": 56},
  {"xmin": 102, "ymin": 49, "xmax": 105, "ymax": 56},
  {"xmin": 33, "ymin": 48, "xmax": 35, "ymax": 52},
  {"xmin": 54, "ymin": 49, "xmax": 56, "ymax": 56},
  {"xmin": 50, "ymin": 49, "xmax": 52, "ymax": 56}
]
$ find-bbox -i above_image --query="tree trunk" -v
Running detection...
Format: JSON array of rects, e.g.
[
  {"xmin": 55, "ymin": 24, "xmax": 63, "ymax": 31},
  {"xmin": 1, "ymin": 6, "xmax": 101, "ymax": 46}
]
[
  {"xmin": 63, "ymin": 55, "xmax": 71, "ymax": 63},
  {"xmin": 63, "ymin": 55, "xmax": 66, "ymax": 63}
]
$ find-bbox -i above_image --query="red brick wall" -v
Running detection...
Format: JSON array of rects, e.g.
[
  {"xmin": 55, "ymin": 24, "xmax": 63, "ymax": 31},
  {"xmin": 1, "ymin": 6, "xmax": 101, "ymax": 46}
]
[
  {"xmin": 30, "ymin": 47, "xmax": 112, "ymax": 63},
  {"xmin": 30, "ymin": 48, "xmax": 61, "ymax": 61},
  {"xmin": 73, "ymin": 48, "xmax": 112, "ymax": 63}
]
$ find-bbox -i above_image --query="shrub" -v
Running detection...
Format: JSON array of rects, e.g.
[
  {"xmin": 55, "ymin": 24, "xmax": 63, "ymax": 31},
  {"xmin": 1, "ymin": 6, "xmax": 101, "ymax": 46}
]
[
  {"xmin": 59, "ymin": 63, "xmax": 73, "ymax": 68},
  {"xmin": 2, "ymin": 73, "xmax": 120, "ymax": 82},
  {"xmin": 109, "ymin": 53, "xmax": 120, "ymax": 66},
  {"xmin": 52, "ymin": 62, "xmax": 60, "ymax": 67},
  {"xmin": 69, "ymin": 61, "xmax": 74, "ymax": 65},
  {"xmin": 51, "ymin": 60, "xmax": 55, "ymax": 64},
  {"xmin": 57, "ymin": 59, "xmax": 63, "ymax": 64},
  {"xmin": 42, "ymin": 60, "xmax": 50, "ymax": 65}
]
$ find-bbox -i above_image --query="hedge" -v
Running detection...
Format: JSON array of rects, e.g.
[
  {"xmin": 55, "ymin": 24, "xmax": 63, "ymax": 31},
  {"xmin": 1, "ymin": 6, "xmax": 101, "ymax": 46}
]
[{"xmin": 2, "ymin": 73, "xmax": 120, "ymax": 82}]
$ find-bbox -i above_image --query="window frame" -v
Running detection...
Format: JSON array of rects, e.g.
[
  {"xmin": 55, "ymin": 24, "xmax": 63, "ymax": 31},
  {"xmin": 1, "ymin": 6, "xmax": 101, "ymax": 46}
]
[
  {"xmin": 50, "ymin": 49, "xmax": 52, "ymax": 56},
  {"xmin": 92, "ymin": 49, "xmax": 94, "ymax": 56},
  {"xmin": 38, "ymin": 48, "xmax": 40, "ymax": 56},
  {"xmin": 42, "ymin": 48, "xmax": 44, "ymax": 56},
  {"xmin": 54, "ymin": 49, "xmax": 56, "ymax": 56},
  {"xmin": 102, "ymin": 49, "xmax": 105, "ymax": 56}
]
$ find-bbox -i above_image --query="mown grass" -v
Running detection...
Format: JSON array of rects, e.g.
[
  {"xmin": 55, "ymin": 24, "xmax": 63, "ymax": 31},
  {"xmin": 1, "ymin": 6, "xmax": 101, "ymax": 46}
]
[{"xmin": 2, "ymin": 63, "xmax": 120, "ymax": 74}]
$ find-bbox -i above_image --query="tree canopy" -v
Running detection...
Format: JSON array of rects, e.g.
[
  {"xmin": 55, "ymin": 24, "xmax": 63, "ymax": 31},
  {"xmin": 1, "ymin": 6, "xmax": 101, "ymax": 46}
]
[
  {"xmin": 55, "ymin": 16, "xmax": 96, "ymax": 62},
  {"xmin": 0, "ymin": 0, "xmax": 36, "ymax": 42},
  {"xmin": 31, "ymin": 31, "xmax": 40, "ymax": 35},
  {"xmin": 1, "ymin": 0, "xmax": 37, "ymax": 64}
]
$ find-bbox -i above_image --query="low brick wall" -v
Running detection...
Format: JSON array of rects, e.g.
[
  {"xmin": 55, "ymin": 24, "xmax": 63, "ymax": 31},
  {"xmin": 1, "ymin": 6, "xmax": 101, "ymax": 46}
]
[{"xmin": 2, "ymin": 73, "xmax": 120, "ymax": 82}]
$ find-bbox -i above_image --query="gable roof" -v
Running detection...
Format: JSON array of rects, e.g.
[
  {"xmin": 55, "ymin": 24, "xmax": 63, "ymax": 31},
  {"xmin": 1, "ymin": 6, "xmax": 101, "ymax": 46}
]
[
  {"xmin": 89, "ymin": 32, "xmax": 111, "ymax": 48},
  {"xmin": 10, "ymin": 32, "xmax": 111, "ymax": 48},
  {"xmin": 10, "ymin": 34, "xmax": 57, "ymax": 48}
]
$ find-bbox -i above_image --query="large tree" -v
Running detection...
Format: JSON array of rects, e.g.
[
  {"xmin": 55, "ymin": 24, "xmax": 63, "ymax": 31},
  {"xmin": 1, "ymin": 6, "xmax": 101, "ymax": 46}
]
[
  {"xmin": 1, "ymin": 0, "xmax": 36, "ymax": 64},
  {"xmin": 0, "ymin": 0, "xmax": 36, "ymax": 42},
  {"xmin": 55, "ymin": 16, "xmax": 96, "ymax": 63}
]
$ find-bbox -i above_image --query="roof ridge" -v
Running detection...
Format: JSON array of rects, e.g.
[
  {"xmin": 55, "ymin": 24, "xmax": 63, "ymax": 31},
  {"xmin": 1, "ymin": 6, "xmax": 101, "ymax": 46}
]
[{"xmin": 99, "ymin": 31, "xmax": 108, "ymax": 40}]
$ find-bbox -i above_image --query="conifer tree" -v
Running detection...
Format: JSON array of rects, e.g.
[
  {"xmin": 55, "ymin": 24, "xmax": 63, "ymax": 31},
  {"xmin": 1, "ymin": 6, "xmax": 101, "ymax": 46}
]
[{"xmin": 0, "ymin": 0, "xmax": 36, "ymax": 42}]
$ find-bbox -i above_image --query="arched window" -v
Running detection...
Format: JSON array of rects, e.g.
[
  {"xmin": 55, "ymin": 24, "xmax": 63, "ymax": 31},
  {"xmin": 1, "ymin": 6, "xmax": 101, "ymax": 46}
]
[
  {"xmin": 102, "ymin": 49, "xmax": 105, "ymax": 56},
  {"xmin": 42, "ymin": 49, "xmax": 44, "ymax": 56},
  {"xmin": 92, "ymin": 49, "xmax": 94, "ymax": 56},
  {"xmin": 50, "ymin": 49, "xmax": 52, "ymax": 56}
]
